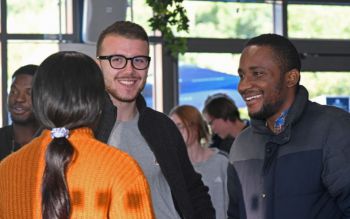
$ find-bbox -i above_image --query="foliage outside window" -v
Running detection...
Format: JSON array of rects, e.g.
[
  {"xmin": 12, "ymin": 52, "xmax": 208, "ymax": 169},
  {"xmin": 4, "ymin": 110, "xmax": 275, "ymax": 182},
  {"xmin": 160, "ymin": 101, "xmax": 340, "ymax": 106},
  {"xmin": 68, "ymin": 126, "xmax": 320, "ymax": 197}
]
[
  {"xmin": 7, "ymin": 0, "xmax": 72, "ymax": 34},
  {"xmin": 146, "ymin": 0, "xmax": 190, "ymax": 57},
  {"xmin": 180, "ymin": 1, "xmax": 273, "ymax": 38},
  {"xmin": 4, "ymin": 0, "xmax": 350, "ymax": 112},
  {"xmin": 301, "ymin": 73, "xmax": 350, "ymax": 98},
  {"xmin": 288, "ymin": 4, "xmax": 350, "ymax": 39}
]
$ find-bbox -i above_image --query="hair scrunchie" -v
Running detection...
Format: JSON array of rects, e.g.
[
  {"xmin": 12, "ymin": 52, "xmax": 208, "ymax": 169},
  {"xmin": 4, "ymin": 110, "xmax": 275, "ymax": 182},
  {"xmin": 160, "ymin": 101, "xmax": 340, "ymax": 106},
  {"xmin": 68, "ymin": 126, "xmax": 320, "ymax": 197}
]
[{"xmin": 51, "ymin": 127, "xmax": 69, "ymax": 139}]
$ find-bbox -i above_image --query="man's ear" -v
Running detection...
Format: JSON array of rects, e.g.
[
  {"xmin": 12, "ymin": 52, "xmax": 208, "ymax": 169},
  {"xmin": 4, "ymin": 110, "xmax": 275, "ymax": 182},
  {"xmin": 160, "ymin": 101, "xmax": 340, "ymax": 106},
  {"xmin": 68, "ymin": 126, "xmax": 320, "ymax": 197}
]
[{"xmin": 285, "ymin": 69, "xmax": 300, "ymax": 87}]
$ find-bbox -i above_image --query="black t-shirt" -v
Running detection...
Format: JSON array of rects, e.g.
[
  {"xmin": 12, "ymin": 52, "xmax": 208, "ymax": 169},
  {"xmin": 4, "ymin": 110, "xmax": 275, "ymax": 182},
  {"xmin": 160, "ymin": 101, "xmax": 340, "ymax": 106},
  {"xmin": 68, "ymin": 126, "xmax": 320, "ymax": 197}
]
[
  {"xmin": 209, "ymin": 134, "xmax": 234, "ymax": 154},
  {"xmin": 0, "ymin": 125, "xmax": 14, "ymax": 161},
  {"xmin": 209, "ymin": 121, "xmax": 250, "ymax": 154}
]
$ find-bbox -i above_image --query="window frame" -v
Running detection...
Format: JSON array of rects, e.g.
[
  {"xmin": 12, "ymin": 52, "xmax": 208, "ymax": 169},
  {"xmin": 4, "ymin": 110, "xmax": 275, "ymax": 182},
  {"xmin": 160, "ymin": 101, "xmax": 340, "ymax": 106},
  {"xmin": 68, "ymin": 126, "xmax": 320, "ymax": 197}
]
[
  {"xmin": 0, "ymin": 0, "xmax": 82, "ymax": 125},
  {"xmin": 1, "ymin": 0, "xmax": 350, "ymax": 124}
]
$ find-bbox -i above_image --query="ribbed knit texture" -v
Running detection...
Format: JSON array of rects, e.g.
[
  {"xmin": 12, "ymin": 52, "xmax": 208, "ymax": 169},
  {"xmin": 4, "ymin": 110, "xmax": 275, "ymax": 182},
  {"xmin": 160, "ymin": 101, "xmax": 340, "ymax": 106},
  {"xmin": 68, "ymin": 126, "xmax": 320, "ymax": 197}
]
[{"xmin": 0, "ymin": 127, "xmax": 154, "ymax": 219}]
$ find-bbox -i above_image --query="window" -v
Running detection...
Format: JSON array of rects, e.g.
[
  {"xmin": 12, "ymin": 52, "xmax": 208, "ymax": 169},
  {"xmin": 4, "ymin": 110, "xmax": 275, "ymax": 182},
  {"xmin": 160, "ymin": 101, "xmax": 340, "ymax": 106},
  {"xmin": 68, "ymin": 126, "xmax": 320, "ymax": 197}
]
[
  {"xmin": 7, "ymin": 40, "xmax": 59, "ymax": 79},
  {"xmin": 301, "ymin": 72, "xmax": 350, "ymax": 98},
  {"xmin": 1, "ymin": 0, "xmax": 76, "ymax": 125},
  {"xmin": 288, "ymin": 4, "xmax": 350, "ymax": 39},
  {"xmin": 8, "ymin": 0, "xmax": 73, "ymax": 34},
  {"xmin": 181, "ymin": 1, "xmax": 273, "ymax": 38},
  {"xmin": 178, "ymin": 52, "xmax": 244, "ymax": 111},
  {"xmin": 302, "ymin": 72, "xmax": 350, "ymax": 112},
  {"xmin": 126, "ymin": 0, "xmax": 154, "ymax": 35},
  {"xmin": 2, "ymin": 0, "xmax": 350, "ymax": 124}
]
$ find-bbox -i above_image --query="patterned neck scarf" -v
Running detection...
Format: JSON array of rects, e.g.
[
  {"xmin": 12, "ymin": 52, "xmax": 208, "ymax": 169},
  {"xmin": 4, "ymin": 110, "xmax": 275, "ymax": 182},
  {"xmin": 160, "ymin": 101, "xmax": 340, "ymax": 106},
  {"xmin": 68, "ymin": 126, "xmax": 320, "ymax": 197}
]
[{"xmin": 273, "ymin": 109, "xmax": 289, "ymax": 134}]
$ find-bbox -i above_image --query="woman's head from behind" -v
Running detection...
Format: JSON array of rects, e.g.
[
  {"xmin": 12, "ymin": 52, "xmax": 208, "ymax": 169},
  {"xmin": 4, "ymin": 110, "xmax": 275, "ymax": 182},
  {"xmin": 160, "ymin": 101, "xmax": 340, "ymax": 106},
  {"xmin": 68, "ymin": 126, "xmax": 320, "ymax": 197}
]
[
  {"xmin": 32, "ymin": 51, "xmax": 105, "ymax": 130},
  {"xmin": 32, "ymin": 51, "xmax": 105, "ymax": 219},
  {"xmin": 170, "ymin": 105, "xmax": 209, "ymax": 147}
]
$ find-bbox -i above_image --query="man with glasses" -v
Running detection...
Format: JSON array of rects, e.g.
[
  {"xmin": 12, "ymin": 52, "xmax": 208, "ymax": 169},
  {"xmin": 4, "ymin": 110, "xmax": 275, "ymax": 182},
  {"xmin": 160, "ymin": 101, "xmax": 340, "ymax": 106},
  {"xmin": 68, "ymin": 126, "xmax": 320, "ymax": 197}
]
[
  {"xmin": 95, "ymin": 21, "xmax": 215, "ymax": 219},
  {"xmin": 202, "ymin": 94, "xmax": 249, "ymax": 154}
]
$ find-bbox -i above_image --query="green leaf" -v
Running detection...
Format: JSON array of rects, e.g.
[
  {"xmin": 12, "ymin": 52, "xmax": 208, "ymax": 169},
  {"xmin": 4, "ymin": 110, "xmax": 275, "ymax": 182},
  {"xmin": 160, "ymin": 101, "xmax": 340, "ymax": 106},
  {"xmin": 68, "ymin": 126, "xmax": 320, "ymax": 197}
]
[{"xmin": 146, "ymin": 0, "xmax": 189, "ymax": 57}]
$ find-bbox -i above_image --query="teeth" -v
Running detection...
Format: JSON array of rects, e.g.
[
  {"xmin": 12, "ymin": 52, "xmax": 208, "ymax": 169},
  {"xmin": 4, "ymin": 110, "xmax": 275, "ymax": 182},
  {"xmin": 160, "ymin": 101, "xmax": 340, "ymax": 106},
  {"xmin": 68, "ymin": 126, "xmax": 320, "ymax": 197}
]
[
  {"xmin": 13, "ymin": 107, "xmax": 25, "ymax": 111},
  {"xmin": 246, "ymin": 94, "xmax": 261, "ymax": 101},
  {"xmin": 119, "ymin": 80, "xmax": 135, "ymax": 85}
]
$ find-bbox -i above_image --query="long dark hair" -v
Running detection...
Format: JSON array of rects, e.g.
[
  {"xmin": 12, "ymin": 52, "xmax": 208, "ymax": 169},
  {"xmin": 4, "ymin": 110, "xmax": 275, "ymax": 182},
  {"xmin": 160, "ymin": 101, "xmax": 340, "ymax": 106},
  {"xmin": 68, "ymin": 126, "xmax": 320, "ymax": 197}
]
[{"xmin": 32, "ymin": 51, "xmax": 105, "ymax": 219}]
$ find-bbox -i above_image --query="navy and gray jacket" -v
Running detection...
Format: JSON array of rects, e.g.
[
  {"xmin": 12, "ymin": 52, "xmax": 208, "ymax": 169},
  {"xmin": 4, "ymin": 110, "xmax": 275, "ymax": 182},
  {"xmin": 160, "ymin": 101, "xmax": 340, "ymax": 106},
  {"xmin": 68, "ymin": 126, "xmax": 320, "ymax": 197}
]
[
  {"xmin": 94, "ymin": 93, "xmax": 215, "ymax": 219},
  {"xmin": 228, "ymin": 85, "xmax": 350, "ymax": 219}
]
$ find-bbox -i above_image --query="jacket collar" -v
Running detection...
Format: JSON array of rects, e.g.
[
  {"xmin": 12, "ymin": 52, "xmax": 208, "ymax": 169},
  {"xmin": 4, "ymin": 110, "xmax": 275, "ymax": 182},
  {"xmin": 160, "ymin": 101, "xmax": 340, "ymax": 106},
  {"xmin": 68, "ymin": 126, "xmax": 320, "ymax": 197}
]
[
  {"xmin": 250, "ymin": 85, "xmax": 309, "ymax": 143},
  {"xmin": 135, "ymin": 94, "xmax": 147, "ymax": 114},
  {"xmin": 111, "ymin": 94, "xmax": 148, "ymax": 119}
]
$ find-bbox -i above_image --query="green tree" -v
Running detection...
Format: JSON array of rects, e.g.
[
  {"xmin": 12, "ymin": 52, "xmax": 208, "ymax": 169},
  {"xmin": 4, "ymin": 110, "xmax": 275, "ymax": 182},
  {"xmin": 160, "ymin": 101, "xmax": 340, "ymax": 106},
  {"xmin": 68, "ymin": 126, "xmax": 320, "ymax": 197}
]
[
  {"xmin": 301, "ymin": 73, "xmax": 350, "ymax": 98},
  {"xmin": 185, "ymin": 2, "xmax": 272, "ymax": 38}
]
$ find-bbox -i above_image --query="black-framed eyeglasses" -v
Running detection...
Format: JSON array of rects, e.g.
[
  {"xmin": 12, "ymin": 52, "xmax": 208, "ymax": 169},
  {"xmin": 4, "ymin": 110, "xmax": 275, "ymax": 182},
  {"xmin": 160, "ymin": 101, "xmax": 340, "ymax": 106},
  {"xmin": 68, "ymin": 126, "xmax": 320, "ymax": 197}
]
[{"xmin": 97, "ymin": 54, "xmax": 151, "ymax": 70}]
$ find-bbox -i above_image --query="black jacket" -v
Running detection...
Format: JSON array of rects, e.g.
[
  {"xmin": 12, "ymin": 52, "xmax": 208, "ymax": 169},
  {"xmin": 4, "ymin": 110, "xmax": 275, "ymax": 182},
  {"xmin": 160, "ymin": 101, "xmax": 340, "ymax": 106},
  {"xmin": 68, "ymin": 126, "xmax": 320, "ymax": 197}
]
[
  {"xmin": 228, "ymin": 86, "xmax": 350, "ymax": 219},
  {"xmin": 95, "ymin": 94, "xmax": 215, "ymax": 219},
  {"xmin": 0, "ymin": 125, "xmax": 13, "ymax": 161}
]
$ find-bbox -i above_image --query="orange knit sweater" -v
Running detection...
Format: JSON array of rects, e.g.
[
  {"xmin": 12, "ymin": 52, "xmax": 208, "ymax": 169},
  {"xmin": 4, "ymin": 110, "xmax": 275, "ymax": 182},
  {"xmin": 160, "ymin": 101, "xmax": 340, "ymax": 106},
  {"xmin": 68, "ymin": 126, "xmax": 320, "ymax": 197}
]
[{"xmin": 0, "ymin": 127, "xmax": 154, "ymax": 219}]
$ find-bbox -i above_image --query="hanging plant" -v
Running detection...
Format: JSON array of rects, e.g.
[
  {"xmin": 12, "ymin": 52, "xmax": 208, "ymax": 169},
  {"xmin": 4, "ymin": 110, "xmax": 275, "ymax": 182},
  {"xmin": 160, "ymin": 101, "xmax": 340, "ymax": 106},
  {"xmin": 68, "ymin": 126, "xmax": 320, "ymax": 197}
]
[{"xmin": 146, "ymin": 0, "xmax": 189, "ymax": 58}]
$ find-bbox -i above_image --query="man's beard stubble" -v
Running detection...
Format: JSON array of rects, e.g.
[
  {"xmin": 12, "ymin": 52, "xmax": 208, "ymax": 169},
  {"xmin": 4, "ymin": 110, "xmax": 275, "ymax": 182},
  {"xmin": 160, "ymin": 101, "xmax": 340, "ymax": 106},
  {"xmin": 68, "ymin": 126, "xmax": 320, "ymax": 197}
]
[
  {"xmin": 249, "ymin": 78, "xmax": 285, "ymax": 121},
  {"xmin": 109, "ymin": 81, "xmax": 146, "ymax": 103},
  {"xmin": 11, "ymin": 113, "xmax": 37, "ymax": 126}
]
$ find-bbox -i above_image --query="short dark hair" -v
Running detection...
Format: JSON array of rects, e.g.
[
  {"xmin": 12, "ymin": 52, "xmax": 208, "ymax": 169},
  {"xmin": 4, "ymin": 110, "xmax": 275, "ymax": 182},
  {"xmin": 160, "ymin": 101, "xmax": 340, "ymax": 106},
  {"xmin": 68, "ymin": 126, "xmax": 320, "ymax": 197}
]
[
  {"xmin": 96, "ymin": 20, "xmax": 149, "ymax": 56},
  {"xmin": 12, "ymin": 64, "xmax": 38, "ymax": 78},
  {"xmin": 202, "ymin": 96, "xmax": 240, "ymax": 122},
  {"xmin": 245, "ymin": 33, "xmax": 301, "ymax": 73}
]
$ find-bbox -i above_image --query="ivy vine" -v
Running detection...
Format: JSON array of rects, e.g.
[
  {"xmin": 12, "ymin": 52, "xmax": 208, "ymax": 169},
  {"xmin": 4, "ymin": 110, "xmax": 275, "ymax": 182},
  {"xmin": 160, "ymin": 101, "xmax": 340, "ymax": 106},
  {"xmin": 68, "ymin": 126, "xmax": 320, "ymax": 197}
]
[{"xmin": 146, "ymin": 0, "xmax": 189, "ymax": 58}]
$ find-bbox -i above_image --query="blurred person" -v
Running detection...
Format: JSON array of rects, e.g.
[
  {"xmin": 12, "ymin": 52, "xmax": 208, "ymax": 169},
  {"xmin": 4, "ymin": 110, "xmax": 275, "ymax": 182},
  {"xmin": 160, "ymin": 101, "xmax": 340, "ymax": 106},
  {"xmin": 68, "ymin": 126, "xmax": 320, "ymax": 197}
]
[
  {"xmin": 0, "ymin": 64, "xmax": 39, "ymax": 161},
  {"xmin": 228, "ymin": 33, "xmax": 350, "ymax": 219},
  {"xmin": 94, "ymin": 20, "xmax": 214, "ymax": 219},
  {"xmin": 0, "ymin": 51, "xmax": 154, "ymax": 218},
  {"xmin": 203, "ymin": 94, "xmax": 249, "ymax": 153},
  {"xmin": 170, "ymin": 104, "xmax": 229, "ymax": 219}
]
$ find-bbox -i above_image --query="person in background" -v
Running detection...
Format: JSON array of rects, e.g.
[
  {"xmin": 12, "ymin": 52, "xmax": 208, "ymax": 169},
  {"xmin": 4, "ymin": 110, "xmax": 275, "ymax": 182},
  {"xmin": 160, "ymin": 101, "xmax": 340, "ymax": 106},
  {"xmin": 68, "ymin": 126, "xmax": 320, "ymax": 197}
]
[
  {"xmin": 94, "ymin": 20, "xmax": 215, "ymax": 219},
  {"xmin": 0, "ymin": 64, "xmax": 39, "ymax": 161},
  {"xmin": 0, "ymin": 51, "xmax": 154, "ymax": 218},
  {"xmin": 228, "ymin": 33, "xmax": 350, "ymax": 219},
  {"xmin": 202, "ymin": 94, "xmax": 249, "ymax": 154},
  {"xmin": 170, "ymin": 104, "xmax": 229, "ymax": 219}
]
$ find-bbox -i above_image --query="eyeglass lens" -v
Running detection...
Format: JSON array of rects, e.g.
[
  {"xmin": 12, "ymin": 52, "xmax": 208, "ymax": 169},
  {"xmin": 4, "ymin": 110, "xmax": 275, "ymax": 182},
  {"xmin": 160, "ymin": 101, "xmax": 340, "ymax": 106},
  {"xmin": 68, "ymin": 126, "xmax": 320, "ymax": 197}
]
[{"xmin": 110, "ymin": 55, "xmax": 149, "ymax": 70}]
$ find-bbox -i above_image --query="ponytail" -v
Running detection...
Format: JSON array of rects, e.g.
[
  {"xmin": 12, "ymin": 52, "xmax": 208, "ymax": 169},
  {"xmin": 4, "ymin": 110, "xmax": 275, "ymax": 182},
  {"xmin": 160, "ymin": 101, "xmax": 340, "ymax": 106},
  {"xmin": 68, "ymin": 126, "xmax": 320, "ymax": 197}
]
[
  {"xmin": 32, "ymin": 51, "xmax": 105, "ymax": 218},
  {"xmin": 41, "ymin": 136, "xmax": 74, "ymax": 219}
]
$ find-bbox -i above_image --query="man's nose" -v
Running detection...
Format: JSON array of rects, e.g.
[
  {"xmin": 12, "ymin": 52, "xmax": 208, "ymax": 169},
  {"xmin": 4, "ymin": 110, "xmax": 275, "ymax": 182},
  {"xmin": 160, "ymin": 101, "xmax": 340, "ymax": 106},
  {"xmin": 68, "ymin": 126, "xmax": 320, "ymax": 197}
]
[
  {"xmin": 124, "ymin": 59, "xmax": 134, "ymax": 71},
  {"xmin": 15, "ymin": 92, "xmax": 27, "ymax": 102}
]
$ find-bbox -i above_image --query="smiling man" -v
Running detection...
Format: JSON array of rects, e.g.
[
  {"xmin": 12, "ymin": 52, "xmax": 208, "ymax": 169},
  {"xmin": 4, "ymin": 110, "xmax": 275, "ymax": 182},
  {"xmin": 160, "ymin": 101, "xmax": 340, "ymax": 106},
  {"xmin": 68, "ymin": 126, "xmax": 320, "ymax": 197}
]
[
  {"xmin": 0, "ymin": 64, "xmax": 39, "ymax": 161},
  {"xmin": 227, "ymin": 34, "xmax": 350, "ymax": 219},
  {"xmin": 94, "ymin": 21, "xmax": 215, "ymax": 219}
]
